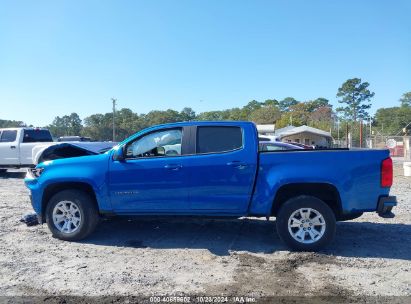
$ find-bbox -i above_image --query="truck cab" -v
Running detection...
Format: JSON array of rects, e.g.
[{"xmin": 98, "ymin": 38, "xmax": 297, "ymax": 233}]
[{"xmin": 0, "ymin": 128, "xmax": 53, "ymax": 170}]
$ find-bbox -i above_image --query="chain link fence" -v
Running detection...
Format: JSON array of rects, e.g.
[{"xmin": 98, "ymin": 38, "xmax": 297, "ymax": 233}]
[
  {"xmin": 331, "ymin": 121, "xmax": 410, "ymax": 158},
  {"xmin": 368, "ymin": 135, "xmax": 408, "ymax": 157},
  {"xmin": 332, "ymin": 121, "xmax": 369, "ymax": 148},
  {"xmin": 334, "ymin": 136, "xmax": 408, "ymax": 157}
]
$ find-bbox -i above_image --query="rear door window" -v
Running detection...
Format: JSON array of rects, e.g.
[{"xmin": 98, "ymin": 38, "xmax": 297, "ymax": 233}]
[
  {"xmin": 0, "ymin": 130, "xmax": 17, "ymax": 142},
  {"xmin": 196, "ymin": 126, "xmax": 242, "ymax": 154},
  {"xmin": 23, "ymin": 130, "xmax": 52, "ymax": 143}
]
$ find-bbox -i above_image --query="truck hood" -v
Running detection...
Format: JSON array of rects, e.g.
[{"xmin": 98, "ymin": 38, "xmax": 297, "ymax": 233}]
[
  {"xmin": 37, "ymin": 152, "xmax": 111, "ymax": 169},
  {"xmin": 33, "ymin": 142, "xmax": 118, "ymax": 165}
]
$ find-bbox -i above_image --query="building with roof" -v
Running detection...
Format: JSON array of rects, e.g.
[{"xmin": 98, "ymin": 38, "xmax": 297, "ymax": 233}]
[
  {"xmin": 274, "ymin": 125, "xmax": 296, "ymax": 136},
  {"xmin": 256, "ymin": 124, "xmax": 278, "ymax": 142},
  {"xmin": 277, "ymin": 125, "xmax": 333, "ymax": 148},
  {"xmin": 255, "ymin": 124, "xmax": 275, "ymax": 135}
]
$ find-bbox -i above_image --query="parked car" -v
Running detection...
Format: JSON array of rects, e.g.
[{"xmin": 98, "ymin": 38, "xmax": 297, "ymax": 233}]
[
  {"xmin": 57, "ymin": 136, "xmax": 92, "ymax": 142},
  {"xmin": 258, "ymin": 135, "xmax": 279, "ymax": 142},
  {"xmin": 259, "ymin": 141, "xmax": 303, "ymax": 151},
  {"xmin": 289, "ymin": 142, "xmax": 314, "ymax": 149},
  {"xmin": 0, "ymin": 127, "xmax": 118, "ymax": 171},
  {"xmin": 0, "ymin": 128, "xmax": 53, "ymax": 171},
  {"xmin": 25, "ymin": 121, "xmax": 396, "ymax": 251}
]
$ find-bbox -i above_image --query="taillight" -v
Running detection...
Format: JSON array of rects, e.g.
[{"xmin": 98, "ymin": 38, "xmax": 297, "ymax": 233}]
[{"xmin": 381, "ymin": 157, "xmax": 393, "ymax": 187}]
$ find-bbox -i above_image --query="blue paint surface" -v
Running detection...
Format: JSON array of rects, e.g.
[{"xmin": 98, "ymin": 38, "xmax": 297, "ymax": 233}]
[{"xmin": 25, "ymin": 121, "xmax": 392, "ymax": 218}]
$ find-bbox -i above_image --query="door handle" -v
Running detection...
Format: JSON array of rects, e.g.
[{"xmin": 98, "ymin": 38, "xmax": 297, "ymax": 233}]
[
  {"xmin": 10, "ymin": 146, "xmax": 16, "ymax": 149},
  {"xmin": 164, "ymin": 164, "xmax": 182, "ymax": 170},
  {"xmin": 226, "ymin": 161, "xmax": 248, "ymax": 169}
]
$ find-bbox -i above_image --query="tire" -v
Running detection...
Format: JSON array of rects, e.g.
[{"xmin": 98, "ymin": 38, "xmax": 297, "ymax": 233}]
[
  {"xmin": 45, "ymin": 190, "xmax": 99, "ymax": 241},
  {"xmin": 0, "ymin": 169, "xmax": 7, "ymax": 173},
  {"xmin": 276, "ymin": 195, "xmax": 336, "ymax": 251}
]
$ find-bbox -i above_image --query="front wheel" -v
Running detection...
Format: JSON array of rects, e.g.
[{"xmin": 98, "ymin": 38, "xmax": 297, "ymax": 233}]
[
  {"xmin": 45, "ymin": 190, "xmax": 99, "ymax": 241},
  {"xmin": 276, "ymin": 195, "xmax": 336, "ymax": 251}
]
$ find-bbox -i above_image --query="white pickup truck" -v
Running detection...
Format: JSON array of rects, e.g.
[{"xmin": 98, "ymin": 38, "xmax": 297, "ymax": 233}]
[
  {"xmin": 0, "ymin": 128, "xmax": 117, "ymax": 172},
  {"xmin": 0, "ymin": 128, "xmax": 53, "ymax": 171}
]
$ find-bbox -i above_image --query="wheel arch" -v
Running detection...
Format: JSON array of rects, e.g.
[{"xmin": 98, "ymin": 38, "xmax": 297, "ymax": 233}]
[
  {"xmin": 41, "ymin": 182, "xmax": 99, "ymax": 221},
  {"xmin": 271, "ymin": 183, "xmax": 342, "ymax": 218}
]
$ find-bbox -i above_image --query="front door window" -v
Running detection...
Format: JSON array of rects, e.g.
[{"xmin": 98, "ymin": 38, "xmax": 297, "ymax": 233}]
[{"xmin": 127, "ymin": 129, "xmax": 182, "ymax": 158}]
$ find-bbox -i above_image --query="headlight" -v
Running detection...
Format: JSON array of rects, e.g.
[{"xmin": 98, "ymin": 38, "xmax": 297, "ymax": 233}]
[{"xmin": 29, "ymin": 168, "xmax": 44, "ymax": 178}]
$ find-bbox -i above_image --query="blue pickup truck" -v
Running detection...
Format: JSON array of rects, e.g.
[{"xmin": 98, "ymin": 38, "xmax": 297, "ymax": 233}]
[{"xmin": 25, "ymin": 121, "xmax": 396, "ymax": 251}]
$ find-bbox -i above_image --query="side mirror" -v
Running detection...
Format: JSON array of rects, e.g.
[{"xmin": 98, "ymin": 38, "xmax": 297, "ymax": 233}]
[{"xmin": 113, "ymin": 146, "xmax": 126, "ymax": 161}]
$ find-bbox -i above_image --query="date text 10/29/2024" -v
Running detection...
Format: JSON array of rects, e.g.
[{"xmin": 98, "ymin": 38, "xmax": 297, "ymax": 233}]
[{"xmin": 149, "ymin": 296, "xmax": 256, "ymax": 303}]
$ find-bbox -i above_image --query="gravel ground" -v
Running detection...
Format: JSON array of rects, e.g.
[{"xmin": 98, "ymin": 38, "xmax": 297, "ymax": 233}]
[{"xmin": 0, "ymin": 162, "xmax": 410, "ymax": 302}]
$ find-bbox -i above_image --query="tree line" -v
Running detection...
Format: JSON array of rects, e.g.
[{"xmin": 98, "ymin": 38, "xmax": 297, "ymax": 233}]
[
  {"xmin": 1, "ymin": 78, "xmax": 410, "ymax": 141},
  {"xmin": 45, "ymin": 97, "xmax": 335, "ymax": 141}
]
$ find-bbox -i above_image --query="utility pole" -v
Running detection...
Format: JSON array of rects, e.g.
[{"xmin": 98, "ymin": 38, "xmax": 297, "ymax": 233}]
[
  {"xmin": 369, "ymin": 117, "xmax": 372, "ymax": 136},
  {"xmin": 369, "ymin": 118, "xmax": 372, "ymax": 148},
  {"xmin": 337, "ymin": 119, "xmax": 340, "ymax": 144},
  {"xmin": 359, "ymin": 120, "xmax": 363, "ymax": 148},
  {"xmin": 346, "ymin": 123, "xmax": 349, "ymax": 148},
  {"xmin": 111, "ymin": 98, "xmax": 117, "ymax": 142}
]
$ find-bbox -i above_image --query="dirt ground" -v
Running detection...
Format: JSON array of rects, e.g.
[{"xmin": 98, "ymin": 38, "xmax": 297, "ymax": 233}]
[{"xmin": 0, "ymin": 161, "xmax": 410, "ymax": 302}]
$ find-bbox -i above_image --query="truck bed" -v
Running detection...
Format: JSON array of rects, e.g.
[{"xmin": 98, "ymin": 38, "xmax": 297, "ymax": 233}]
[{"xmin": 251, "ymin": 149, "xmax": 390, "ymax": 215}]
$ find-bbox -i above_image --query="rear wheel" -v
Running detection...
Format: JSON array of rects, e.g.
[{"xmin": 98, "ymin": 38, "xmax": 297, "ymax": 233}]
[
  {"xmin": 276, "ymin": 195, "xmax": 336, "ymax": 251},
  {"xmin": 45, "ymin": 190, "xmax": 99, "ymax": 241}
]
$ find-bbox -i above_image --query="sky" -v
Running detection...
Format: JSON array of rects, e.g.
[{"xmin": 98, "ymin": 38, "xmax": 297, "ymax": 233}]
[{"xmin": 0, "ymin": 0, "xmax": 410, "ymax": 126}]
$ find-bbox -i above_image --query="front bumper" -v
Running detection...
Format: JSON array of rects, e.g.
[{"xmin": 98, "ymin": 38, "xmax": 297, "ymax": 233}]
[
  {"xmin": 28, "ymin": 194, "xmax": 43, "ymax": 224},
  {"xmin": 377, "ymin": 196, "xmax": 397, "ymax": 218},
  {"xmin": 24, "ymin": 172, "xmax": 44, "ymax": 221}
]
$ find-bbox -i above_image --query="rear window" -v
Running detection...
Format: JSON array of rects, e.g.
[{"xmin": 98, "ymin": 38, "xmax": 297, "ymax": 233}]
[
  {"xmin": 23, "ymin": 130, "xmax": 52, "ymax": 143},
  {"xmin": 0, "ymin": 130, "xmax": 17, "ymax": 142},
  {"xmin": 196, "ymin": 126, "xmax": 242, "ymax": 154}
]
